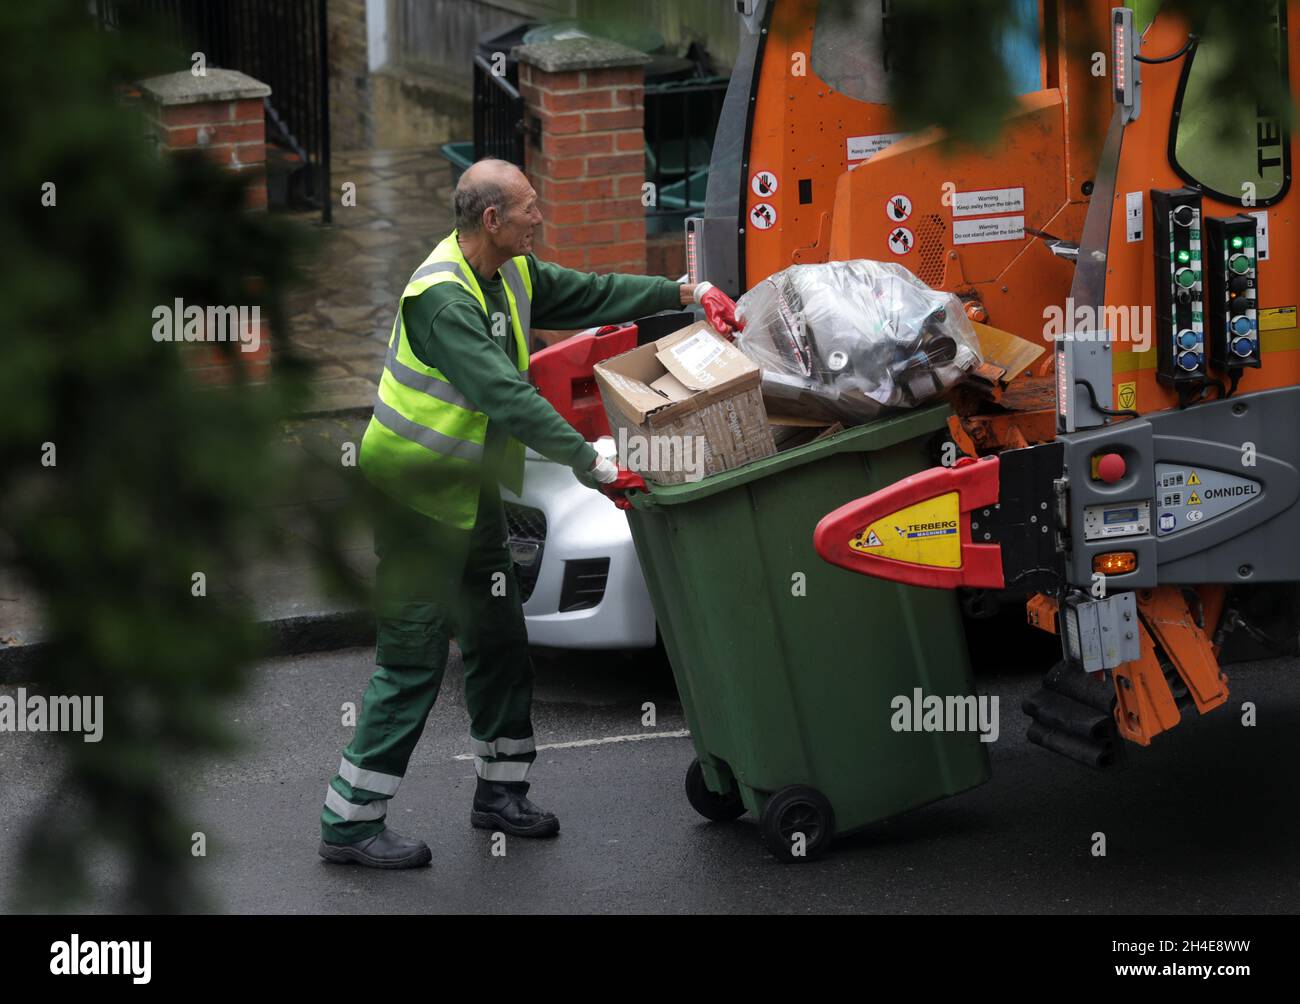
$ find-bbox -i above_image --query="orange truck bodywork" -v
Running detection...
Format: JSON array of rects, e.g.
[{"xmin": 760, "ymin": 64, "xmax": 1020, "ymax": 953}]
[{"xmin": 731, "ymin": 0, "xmax": 1297, "ymax": 755}]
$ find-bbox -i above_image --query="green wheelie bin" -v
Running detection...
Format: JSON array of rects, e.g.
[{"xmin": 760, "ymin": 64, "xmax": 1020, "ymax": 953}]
[{"xmin": 625, "ymin": 404, "xmax": 991, "ymax": 863}]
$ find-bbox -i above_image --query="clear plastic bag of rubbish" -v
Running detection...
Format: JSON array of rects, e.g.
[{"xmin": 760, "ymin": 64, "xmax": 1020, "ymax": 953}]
[{"xmin": 733, "ymin": 260, "xmax": 982, "ymax": 424}]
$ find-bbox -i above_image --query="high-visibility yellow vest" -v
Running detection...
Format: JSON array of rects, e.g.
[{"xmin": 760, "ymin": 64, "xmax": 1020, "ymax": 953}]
[{"xmin": 359, "ymin": 231, "xmax": 532, "ymax": 528}]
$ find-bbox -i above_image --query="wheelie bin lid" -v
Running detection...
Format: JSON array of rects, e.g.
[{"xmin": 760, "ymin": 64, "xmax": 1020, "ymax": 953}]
[{"xmin": 628, "ymin": 403, "xmax": 952, "ymax": 510}]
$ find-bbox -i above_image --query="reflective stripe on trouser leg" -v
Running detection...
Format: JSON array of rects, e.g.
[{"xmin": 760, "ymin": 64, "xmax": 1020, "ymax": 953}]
[
  {"xmin": 458, "ymin": 486, "xmax": 538, "ymax": 784},
  {"xmin": 320, "ymin": 493, "xmax": 467, "ymax": 844},
  {"xmin": 470, "ymin": 735, "xmax": 536, "ymax": 782},
  {"xmin": 474, "ymin": 757, "xmax": 533, "ymax": 782},
  {"xmin": 323, "ymin": 782, "xmax": 388, "ymax": 823}
]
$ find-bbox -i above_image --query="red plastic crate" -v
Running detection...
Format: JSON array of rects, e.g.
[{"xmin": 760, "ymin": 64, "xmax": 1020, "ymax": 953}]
[{"xmin": 530, "ymin": 323, "xmax": 638, "ymax": 441}]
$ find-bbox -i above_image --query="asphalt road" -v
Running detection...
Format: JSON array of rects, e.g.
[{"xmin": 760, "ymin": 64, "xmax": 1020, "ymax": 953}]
[{"xmin": 3, "ymin": 630, "xmax": 1299, "ymax": 914}]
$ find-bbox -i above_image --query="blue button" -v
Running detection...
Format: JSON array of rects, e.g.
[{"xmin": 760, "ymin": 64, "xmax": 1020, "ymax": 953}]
[
  {"xmin": 1177, "ymin": 330, "xmax": 1199, "ymax": 349},
  {"xmin": 1231, "ymin": 316, "xmax": 1254, "ymax": 335},
  {"xmin": 1178, "ymin": 351, "xmax": 1200, "ymax": 371},
  {"xmin": 1233, "ymin": 337, "xmax": 1255, "ymax": 357}
]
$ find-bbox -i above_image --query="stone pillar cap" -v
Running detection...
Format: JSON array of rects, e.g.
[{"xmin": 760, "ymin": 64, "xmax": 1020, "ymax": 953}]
[
  {"xmin": 514, "ymin": 37, "xmax": 650, "ymax": 73},
  {"xmin": 137, "ymin": 68, "xmax": 271, "ymax": 105}
]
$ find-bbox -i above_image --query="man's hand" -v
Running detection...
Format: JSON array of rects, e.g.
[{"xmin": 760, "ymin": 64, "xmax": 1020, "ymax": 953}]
[
  {"xmin": 582, "ymin": 454, "xmax": 645, "ymax": 508},
  {"xmin": 691, "ymin": 281, "xmax": 744, "ymax": 337},
  {"xmin": 598, "ymin": 468, "xmax": 647, "ymax": 510}
]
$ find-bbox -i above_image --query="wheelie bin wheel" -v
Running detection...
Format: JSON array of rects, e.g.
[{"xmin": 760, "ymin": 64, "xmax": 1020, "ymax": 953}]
[
  {"xmin": 760, "ymin": 785, "xmax": 835, "ymax": 863},
  {"xmin": 684, "ymin": 759, "xmax": 746, "ymax": 822}
]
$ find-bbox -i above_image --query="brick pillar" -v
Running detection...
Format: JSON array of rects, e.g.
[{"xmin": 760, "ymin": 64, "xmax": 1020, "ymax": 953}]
[
  {"xmin": 138, "ymin": 69, "xmax": 272, "ymax": 211},
  {"xmin": 516, "ymin": 39, "xmax": 650, "ymax": 275},
  {"xmin": 137, "ymin": 69, "xmax": 273, "ymax": 385}
]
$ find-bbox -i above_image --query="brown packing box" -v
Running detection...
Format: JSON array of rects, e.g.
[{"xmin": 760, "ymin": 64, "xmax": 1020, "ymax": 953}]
[{"xmin": 594, "ymin": 322, "xmax": 776, "ymax": 485}]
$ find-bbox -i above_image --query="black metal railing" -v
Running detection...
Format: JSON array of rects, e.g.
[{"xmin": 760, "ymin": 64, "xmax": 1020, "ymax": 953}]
[
  {"xmin": 644, "ymin": 76, "xmax": 728, "ymax": 229},
  {"xmin": 98, "ymin": 0, "xmax": 331, "ymax": 222},
  {"xmin": 472, "ymin": 54, "xmax": 526, "ymax": 169}
]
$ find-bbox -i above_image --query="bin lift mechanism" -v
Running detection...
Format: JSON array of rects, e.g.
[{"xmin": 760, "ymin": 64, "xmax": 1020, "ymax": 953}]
[{"xmin": 814, "ymin": 8, "xmax": 1300, "ymax": 759}]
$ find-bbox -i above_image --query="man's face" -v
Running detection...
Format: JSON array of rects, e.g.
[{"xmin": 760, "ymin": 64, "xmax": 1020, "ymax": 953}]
[{"xmin": 490, "ymin": 176, "xmax": 543, "ymax": 256}]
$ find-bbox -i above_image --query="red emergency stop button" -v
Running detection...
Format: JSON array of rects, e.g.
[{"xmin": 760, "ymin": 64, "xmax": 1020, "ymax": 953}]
[{"xmin": 1096, "ymin": 453, "xmax": 1126, "ymax": 483}]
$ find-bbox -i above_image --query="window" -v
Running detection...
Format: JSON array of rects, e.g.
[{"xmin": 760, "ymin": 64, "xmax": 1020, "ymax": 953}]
[
  {"xmin": 810, "ymin": 0, "xmax": 1041, "ymax": 105},
  {"xmin": 810, "ymin": 0, "xmax": 891, "ymax": 104},
  {"xmin": 1169, "ymin": 2, "xmax": 1290, "ymax": 206}
]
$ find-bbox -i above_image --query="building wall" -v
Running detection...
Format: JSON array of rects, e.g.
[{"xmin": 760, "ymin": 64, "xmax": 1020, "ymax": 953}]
[
  {"xmin": 372, "ymin": 0, "xmax": 736, "ymax": 149},
  {"xmin": 328, "ymin": 0, "xmax": 374, "ymax": 151}
]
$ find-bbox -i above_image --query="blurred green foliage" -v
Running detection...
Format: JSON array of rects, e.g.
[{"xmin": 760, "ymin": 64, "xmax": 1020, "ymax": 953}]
[
  {"xmin": 783, "ymin": 0, "xmax": 1293, "ymax": 148},
  {"xmin": 0, "ymin": 1, "xmax": 354, "ymax": 911}
]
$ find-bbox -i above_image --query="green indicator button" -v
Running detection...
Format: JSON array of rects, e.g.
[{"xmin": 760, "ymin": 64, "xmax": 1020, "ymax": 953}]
[
  {"xmin": 1177, "ymin": 249, "xmax": 1191, "ymax": 263},
  {"xmin": 1176, "ymin": 267, "xmax": 1197, "ymax": 288},
  {"xmin": 1230, "ymin": 253, "xmax": 1251, "ymax": 274},
  {"xmin": 1231, "ymin": 236, "xmax": 1244, "ymax": 249}
]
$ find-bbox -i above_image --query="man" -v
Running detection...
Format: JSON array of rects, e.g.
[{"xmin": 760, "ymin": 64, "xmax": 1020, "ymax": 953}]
[{"xmin": 318, "ymin": 158, "xmax": 741, "ymax": 868}]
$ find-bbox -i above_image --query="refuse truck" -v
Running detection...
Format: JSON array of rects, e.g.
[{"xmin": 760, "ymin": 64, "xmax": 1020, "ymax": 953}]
[
  {"xmin": 601, "ymin": 0, "xmax": 1128, "ymax": 862},
  {"xmin": 813, "ymin": 0, "xmax": 1299, "ymax": 772},
  {"xmin": 577, "ymin": 0, "xmax": 1299, "ymax": 863}
]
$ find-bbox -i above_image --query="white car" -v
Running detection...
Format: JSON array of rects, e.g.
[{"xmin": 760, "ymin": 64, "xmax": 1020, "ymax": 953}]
[{"xmin": 501, "ymin": 437, "xmax": 658, "ymax": 650}]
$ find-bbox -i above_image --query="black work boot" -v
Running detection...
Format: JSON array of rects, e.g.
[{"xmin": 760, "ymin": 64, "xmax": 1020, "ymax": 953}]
[
  {"xmin": 319, "ymin": 827, "xmax": 432, "ymax": 869},
  {"xmin": 471, "ymin": 778, "xmax": 560, "ymax": 837}
]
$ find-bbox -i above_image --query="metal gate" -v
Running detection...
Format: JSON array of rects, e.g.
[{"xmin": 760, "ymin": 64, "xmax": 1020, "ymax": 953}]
[
  {"xmin": 99, "ymin": 0, "xmax": 332, "ymax": 222},
  {"xmin": 473, "ymin": 54, "xmax": 526, "ymax": 169}
]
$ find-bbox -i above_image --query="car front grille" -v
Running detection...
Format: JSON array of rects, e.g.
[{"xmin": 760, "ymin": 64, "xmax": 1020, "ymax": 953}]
[
  {"xmin": 504, "ymin": 502, "xmax": 547, "ymax": 603},
  {"xmin": 559, "ymin": 558, "xmax": 610, "ymax": 612}
]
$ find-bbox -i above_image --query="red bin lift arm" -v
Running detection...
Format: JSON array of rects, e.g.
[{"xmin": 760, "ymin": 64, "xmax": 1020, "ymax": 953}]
[{"xmin": 814, "ymin": 456, "xmax": 1007, "ymax": 589}]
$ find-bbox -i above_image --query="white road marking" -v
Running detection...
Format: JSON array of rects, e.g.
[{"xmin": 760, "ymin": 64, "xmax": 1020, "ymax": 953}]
[{"xmin": 453, "ymin": 729, "xmax": 691, "ymax": 761}]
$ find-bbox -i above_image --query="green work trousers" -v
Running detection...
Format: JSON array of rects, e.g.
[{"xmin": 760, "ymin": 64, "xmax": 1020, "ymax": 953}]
[{"xmin": 320, "ymin": 480, "xmax": 537, "ymax": 844}]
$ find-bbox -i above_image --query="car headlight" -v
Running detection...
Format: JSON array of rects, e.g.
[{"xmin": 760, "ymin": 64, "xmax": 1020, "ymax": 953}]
[{"xmin": 510, "ymin": 540, "xmax": 541, "ymax": 568}]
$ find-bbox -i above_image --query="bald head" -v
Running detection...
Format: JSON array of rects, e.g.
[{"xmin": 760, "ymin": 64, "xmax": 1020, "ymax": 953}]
[
  {"xmin": 452, "ymin": 158, "xmax": 542, "ymax": 267},
  {"xmin": 454, "ymin": 158, "xmax": 528, "ymax": 234}
]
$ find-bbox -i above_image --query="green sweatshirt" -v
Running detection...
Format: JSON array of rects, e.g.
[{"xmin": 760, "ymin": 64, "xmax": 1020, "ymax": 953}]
[{"xmin": 401, "ymin": 252, "xmax": 683, "ymax": 484}]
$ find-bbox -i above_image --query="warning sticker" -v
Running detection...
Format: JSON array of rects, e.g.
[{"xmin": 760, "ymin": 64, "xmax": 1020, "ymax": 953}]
[
  {"xmin": 886, "ymin": 194, "xmax": 912, "ymax": 222},
  {"xmin": 888, "ymin": 226, "xmax": 915, "ymax": 255},
  {"xmin": 846, "ymin": 131, "xmax": 907, "ymax": 167},
  {"xmin": 849, "ymin": 492, "xmax": 961, "ymax": 568},
  {"xmin": 1125, "ymin": 191, "xmax": 1144, "ymax": 243},
  {"xmin": 953, "ymin": 215, "xmax": 1025, "ymax": 246},
  {"xmin": 1260, "ymin": 306, "xmax": 1297, "ymax": 331},
  {"xmin": 751, "ymin": 171, "xmax": 778, "ymax": 197},
  {"xmin": 952, "ymin": 187, "xmax": 1025, "ymax": 218},
  {"xmin": 1187, "ymin": 471, "xmax": 1201, "ymax": 486},
  {"xmin": 749, "ymin": 203, "xmax": 777, "ymax": 230},
  {"xmin": 1117, "ymin": 381, "xmax": 1137, "ymax": 411},
  {"xmin": 1188, "ymin": 490, "xmax": 1202, "ymax": 505}
]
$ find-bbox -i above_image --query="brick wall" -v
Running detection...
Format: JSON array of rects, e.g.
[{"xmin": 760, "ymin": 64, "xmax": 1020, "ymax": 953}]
[
  {"xmin": 646, "ymin": 233, "xmax": 687, "ymax": 279},
  {"xmin": 516, "ymin": 40, "xmax": 650, "ymax": 276},
  {"xmin": 144, "ymin": 96, "xmax": 269, "ymax": 210},
  {"xmin": 137, "ymin": 70, "xmax": 274, "ymax": 385}
]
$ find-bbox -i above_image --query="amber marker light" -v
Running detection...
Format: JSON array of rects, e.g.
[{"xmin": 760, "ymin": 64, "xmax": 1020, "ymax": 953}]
[{"xmin": 1093, "ymin": 552, "xmax": 1137, "ymax": 575}]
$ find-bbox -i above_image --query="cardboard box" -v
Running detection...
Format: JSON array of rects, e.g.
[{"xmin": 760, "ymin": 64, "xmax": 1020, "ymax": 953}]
[{"xmin": 594, "ymin": 322, "xmax": 776, "ymax": 484}]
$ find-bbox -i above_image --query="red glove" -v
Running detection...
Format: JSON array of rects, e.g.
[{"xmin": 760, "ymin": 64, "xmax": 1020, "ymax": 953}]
[
  {"xmin": 598, "ymin": 468, "xmax": 647, "ymax": 510},
  {"xmin": 694, "ymin": 282, "xmax": 744, "ymax": 337}
]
